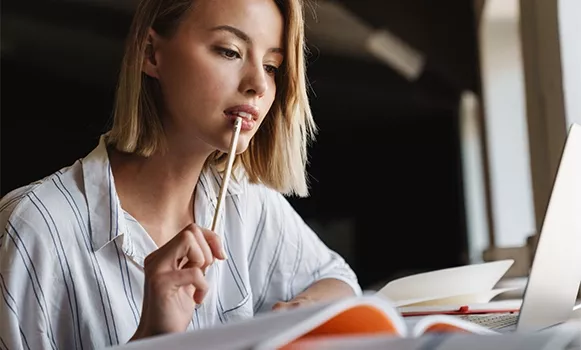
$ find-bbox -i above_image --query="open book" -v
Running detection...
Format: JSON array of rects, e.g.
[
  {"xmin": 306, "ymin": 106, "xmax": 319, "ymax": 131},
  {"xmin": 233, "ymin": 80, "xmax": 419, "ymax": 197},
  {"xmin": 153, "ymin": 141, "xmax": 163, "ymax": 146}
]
[
  {"xmin": 376, "ymin": 259, "xmax": 517, "ymax": 309},
  {"xmin": 280, "ymin": 321, "xmax": 581, "ymax": 350},
  {"xmin": 110, "ymin": 260, "xmax": 579, "ymax": 350},
  {"xmin": 111, "ymin": 295, "xmax": 497, "ymax": 350}
]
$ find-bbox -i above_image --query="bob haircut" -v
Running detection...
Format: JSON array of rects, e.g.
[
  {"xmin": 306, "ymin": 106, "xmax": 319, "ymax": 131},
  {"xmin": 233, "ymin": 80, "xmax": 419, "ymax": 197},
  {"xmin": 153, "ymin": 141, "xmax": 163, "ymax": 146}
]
[{"xmin": 107, "ymin": 0, "xmax": 316, "ymax": 197}]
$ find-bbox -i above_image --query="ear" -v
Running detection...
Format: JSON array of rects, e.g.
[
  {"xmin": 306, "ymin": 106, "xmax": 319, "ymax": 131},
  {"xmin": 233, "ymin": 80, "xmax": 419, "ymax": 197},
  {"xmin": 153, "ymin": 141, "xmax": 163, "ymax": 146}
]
[{"xmin": 142, "ymin": 29, "xmax": 161, "ymax": 79}]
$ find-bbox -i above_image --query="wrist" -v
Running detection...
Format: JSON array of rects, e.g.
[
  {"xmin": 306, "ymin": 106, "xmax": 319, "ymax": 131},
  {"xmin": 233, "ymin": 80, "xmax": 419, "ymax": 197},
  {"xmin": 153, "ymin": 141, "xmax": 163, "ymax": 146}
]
[
  {"xmin": 129, "ymin": 326, "xmax": 145, "ymax": 342},
  {"xmin": 129, "ymin": 321, "xmax": 164, "ymax": 342}
]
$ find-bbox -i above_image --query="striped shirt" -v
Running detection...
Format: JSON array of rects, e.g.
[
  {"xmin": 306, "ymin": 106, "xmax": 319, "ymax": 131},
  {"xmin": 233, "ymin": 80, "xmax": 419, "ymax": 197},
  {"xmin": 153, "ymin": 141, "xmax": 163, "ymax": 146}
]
[{"xmin": 0, "ymin": 135, "xmax": 361, "ymax": 350}]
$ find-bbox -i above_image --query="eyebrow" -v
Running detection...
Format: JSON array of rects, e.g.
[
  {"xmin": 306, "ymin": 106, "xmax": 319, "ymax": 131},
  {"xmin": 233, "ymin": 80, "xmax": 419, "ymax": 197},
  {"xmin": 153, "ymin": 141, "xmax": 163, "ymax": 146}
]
[{"xmin": 210, "ymin": 25, "xmax": 284, "ymax": 54}]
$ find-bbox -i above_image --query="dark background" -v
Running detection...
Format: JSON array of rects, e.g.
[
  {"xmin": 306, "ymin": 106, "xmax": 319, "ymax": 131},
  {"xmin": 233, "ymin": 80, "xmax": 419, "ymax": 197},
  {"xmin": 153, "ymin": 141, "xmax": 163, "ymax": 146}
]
[{"xmin": 2, "ymin": 0, "xmax": 482, "ymax": 289}]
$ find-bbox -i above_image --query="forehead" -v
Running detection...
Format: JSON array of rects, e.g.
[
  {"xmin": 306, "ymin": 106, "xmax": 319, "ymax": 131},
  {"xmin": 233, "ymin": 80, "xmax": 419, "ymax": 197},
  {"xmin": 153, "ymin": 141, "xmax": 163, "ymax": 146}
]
[{"xmin": 182, "ymin": 0, "xmax": 284, "ymax": 45}]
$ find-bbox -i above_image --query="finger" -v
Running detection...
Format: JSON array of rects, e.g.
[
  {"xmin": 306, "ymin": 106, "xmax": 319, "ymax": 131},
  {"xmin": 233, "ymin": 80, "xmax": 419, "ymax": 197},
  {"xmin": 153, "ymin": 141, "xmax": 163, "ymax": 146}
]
[
  {"xmin": 144, "ymin": 226, "xmax": 204, "ymax": 274},
  {"xmin": 193, "ymin": 286, "xmax": 207, "ymax": 305},
  {"xmin": 177, "ymin": 268, "xmax": 208, "ymax": 304},
  {"xmin": 178, "ymin": 226, "xmax": 207, "ymax": 269},
  {"xmin": 198, "ymin": 226, "xmax": 227, "ymax": 260},
  {"xmin": 143, "ymin": 248, "xmax": 172, "ymax": 275},
  {"xmin": 272, "ymin": 302, "xmax": 288, "ymax": 310},
  {"xmin": 272, "ymin": 301, "xmax": 298, "ymax": 311},
  {"xmin": 177, "ymin": 257, "xmax": 189, "ymax": 269},
  {"xmin": 150, "ymin": 267, "xmax": 207, "ymax": 293},
  {"xmin": 192, "ymin": 226, "xmax": 214, "ymax": 270},
  {"xmin": 164, "ymin": 267, "xmax": 209, "ymax": 304},
  {"xmin": 273, "ymin": 300, "xmax": 303, "ymax": 310}
]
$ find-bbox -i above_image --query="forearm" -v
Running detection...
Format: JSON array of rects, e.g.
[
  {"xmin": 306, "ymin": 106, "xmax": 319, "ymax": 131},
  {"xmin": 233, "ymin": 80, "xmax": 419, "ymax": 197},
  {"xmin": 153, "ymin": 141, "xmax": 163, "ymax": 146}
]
[{"xmin": 293, "ymin": 278, "xmax": 357, "ymax": 303}]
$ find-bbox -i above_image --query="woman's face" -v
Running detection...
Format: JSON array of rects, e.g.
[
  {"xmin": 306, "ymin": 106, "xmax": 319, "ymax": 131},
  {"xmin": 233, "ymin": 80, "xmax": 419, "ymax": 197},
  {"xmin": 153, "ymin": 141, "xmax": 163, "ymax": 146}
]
[{"xmin": 144, "ymin": 0, "xmax": 284, "ymax": 155}]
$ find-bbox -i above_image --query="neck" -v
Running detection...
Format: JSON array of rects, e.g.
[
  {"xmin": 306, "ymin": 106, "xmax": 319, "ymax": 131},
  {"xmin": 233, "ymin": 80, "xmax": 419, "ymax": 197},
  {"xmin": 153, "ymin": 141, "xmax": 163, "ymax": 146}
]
[{"xmin": 109, "ymin": 144, "xmax": 213, "ymax": 247}]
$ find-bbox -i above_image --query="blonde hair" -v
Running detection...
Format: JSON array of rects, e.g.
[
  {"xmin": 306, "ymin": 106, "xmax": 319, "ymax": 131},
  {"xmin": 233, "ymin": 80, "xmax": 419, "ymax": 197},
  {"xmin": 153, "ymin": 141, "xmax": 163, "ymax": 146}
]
[{"xmin": 107, "ymin": 0, "xmax": 316, "ymax": 197}]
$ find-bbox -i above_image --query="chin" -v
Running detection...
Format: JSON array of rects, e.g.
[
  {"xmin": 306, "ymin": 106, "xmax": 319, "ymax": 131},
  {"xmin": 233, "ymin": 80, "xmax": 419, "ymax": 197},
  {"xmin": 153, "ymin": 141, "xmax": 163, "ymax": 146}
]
[
  {"xmin": 235, "ymin": 139, "xmax": 251, "ymax": 154},
  {"xmin": 214, "ymin": 134, "xmax": 250, "ymax": 155}
]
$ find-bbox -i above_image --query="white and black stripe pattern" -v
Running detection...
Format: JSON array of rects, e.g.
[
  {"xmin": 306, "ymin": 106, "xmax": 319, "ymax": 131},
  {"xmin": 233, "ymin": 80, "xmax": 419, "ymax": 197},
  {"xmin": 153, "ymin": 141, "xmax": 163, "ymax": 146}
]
[
  {"xmin": 0, "ymin": 135, "xmax": 361, "ymax": 349},
  {"xmin": 28, "ymin": 191, "xmax": 84, "ymax": 349},
  {"xmin": 53, "ymin": 172, "xmax": 119, "ymax": 346},
  {"xmin": 5, "ymin": 218, "xmax": 59, "ymax": 350}
]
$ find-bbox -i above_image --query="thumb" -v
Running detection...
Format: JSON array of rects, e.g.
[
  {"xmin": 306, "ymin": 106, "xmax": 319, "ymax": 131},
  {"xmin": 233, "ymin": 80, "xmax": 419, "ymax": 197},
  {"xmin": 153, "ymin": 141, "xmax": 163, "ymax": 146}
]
[{"xmin": 199, "ymin": 226, "xmax": 227, "ymax": 260}]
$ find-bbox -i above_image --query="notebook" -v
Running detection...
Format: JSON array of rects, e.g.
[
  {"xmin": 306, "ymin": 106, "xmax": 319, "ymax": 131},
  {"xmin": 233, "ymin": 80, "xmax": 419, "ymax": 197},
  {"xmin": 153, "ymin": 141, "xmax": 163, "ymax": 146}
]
[
  {"xmin": 456, "ymin": 122, "xmax": 581, "ymax": 332},
  {"xmin": 376, "ymin": 259, "xmax": 515, "ymax": 308}
]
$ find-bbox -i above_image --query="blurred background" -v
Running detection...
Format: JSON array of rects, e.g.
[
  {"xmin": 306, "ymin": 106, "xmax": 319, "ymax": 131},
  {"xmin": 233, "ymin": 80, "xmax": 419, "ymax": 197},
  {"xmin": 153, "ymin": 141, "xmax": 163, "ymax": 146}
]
[{"xmin": 2, "ymin": 0, "xmax": 579, "ymax": 291}]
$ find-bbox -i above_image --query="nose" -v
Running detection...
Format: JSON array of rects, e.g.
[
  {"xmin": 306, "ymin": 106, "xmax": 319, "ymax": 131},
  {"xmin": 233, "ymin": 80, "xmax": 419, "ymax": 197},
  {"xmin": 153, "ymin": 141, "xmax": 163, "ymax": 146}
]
[{"xmin": 239, "ymin": 61, "xmax": 268, "ymax": 98}]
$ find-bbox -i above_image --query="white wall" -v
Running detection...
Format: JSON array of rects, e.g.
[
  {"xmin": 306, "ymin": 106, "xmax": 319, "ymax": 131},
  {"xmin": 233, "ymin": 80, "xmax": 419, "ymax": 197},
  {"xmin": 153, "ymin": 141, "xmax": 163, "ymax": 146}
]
[
  {"xmin": 559, "ymin": 0, "xmax": 581, "ymax": 128},
  {"xmin": 460, "ymin": 91, "xmax": 490, "ymax": 263},
  {"xmin": 479, "ymin": 1, "xmax": 536, "ymax": 247}
]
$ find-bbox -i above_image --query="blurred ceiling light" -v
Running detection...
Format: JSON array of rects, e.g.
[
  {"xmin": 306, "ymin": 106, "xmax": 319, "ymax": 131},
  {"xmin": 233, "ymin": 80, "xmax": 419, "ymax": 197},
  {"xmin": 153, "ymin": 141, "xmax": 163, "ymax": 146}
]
[
  {"xmin": 305, "ymin": 0, "xmax": 426, "ymax": 81},
  {"xmin": 365, "ymin": 30, "xmax": 426, "ymax": 81},
  {"xmin": 485, "ymin": 0, "xmax": 518, "ymax": 21}
]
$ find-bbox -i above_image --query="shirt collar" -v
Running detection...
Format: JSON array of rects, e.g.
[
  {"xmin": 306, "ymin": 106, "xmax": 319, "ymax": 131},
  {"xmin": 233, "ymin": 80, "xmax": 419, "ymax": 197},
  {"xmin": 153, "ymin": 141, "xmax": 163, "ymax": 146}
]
[
  {"xmin": 82, "ymin": 134, "xmax": 125, "ymax": 251},
  {"xmin": 81, "ymin": 135, "xmax": 245, "ymax": 251}
]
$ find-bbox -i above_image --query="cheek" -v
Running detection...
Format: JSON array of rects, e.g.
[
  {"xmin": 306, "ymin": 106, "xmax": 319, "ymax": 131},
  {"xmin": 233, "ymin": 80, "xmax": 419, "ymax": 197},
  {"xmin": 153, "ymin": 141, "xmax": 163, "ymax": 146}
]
[
  {"xmin": 160, "ymin": 56, "xmax": 232, "ymax": 110},
  {"xmin": 204, "ymin": 72, "xmax": 230, "ymax": 97},
  {"xmin": 157, "ymin": 61, "xmax": 199, "ymax": 107},
  {"xmin": 260, "ymin": 81, "xmax": 277, "ymax": 115},
  {"xmin": 193, "ymin": 63, "xmax": 239, "ymax": 104}
]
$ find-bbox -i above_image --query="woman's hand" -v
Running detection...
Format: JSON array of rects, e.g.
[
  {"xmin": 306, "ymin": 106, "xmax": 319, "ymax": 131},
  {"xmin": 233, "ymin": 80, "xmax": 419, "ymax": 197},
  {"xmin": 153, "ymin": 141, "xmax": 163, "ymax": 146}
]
[
  {"xmin": 130, "ymin": 224, "xmax": 227, "ymax": 341},
  {"xmin": 272, "ymin": 278, "xmax": 356, "ymax": 312},
  {"xmin": 272, "ymin": 296, "xmax": 315, "ymax": 311}
]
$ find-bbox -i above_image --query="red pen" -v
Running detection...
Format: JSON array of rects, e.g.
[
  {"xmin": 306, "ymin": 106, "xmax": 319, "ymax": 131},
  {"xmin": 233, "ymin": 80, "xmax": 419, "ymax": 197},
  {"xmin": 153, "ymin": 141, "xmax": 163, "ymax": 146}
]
[{"xmin": 400, "ymin": 305, "xmax": 520, "ymax": 317}]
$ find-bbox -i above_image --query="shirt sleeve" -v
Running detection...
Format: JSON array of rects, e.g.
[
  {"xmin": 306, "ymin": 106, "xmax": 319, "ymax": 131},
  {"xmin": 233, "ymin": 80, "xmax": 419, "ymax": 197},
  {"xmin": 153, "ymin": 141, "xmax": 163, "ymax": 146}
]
[
  {"xmin": 249, "ymin": 186, "xmax": 362, "ymax": 313},
  {"xmin": 0, "ymin": 193, "xmax": 66, "ymax": 350}
]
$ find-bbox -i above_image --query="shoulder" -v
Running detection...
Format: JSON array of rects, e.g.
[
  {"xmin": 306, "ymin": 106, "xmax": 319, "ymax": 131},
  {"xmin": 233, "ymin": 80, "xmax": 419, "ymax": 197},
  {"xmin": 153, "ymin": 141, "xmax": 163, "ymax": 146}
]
[{"xmin": 0, "ymin": 161, "xmax": 86, "ymax": 239}]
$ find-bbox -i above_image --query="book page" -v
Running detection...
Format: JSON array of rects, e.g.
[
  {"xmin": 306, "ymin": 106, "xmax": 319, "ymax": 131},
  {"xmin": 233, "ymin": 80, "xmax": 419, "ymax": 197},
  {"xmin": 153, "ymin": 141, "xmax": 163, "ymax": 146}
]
[
  {"xmin": 409, "ymin": 314, "xmax": 498, "ymax": 337},
  {"xmin": 110, "ymin": 295, "xmax": 407, "ymax": 350},
  {"xmin": 433, "ymin": 322, "xmax": 581, "ymax": 350},
  {"xmin": 376, "ymin": 260, "xmax": 514, "ymax": 307},
  {"xmin": 265, "ymin": 296, "xmax": 407, "ymax": 350},
  {"xmin": 277, "ymin": 322, "xmax": 581, "ymax": 350},
  {"xmin": 393, "ymin": 287, "xmax": 518, "ymax": 308},
  {"xmin": 398, "ymin": 299, "xmax": 522, "ymax": 316},
  {"xmin": 110, "ymin": 301, "xmax": 336, "ymax": 350},
  {"xmin": 280, "ymin": 335, "xmax": 443, "ymax": 350}
]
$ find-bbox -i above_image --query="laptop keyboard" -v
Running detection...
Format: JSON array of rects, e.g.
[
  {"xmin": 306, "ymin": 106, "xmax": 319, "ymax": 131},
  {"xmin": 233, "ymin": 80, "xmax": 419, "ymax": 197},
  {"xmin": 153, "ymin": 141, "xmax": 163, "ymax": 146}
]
[{"xmin": 457, "ymin": 313, "xmax": 519, "ymax": 330}]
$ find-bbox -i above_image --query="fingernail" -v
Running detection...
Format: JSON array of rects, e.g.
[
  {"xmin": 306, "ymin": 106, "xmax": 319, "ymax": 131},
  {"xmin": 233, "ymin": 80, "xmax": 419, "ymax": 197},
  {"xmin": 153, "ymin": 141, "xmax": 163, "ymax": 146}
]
[
  {"xmin": 222, "ymin": 246, "xmax": 228, "ymax": 260},
  {"xmin": 205, "ymin": 259, "xmax": 215, "ymax": 270}
]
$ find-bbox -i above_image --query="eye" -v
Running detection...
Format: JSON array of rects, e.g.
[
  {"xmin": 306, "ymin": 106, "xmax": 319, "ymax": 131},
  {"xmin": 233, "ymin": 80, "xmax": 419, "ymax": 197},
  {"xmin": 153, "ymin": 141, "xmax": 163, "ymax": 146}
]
[
  {"xmin": 264, "ymin": 65, "xmax": 279, "ymax": 76},
  {"xmin": 216, "ymin": 47, "xmax": 241, "ymax": 59}
]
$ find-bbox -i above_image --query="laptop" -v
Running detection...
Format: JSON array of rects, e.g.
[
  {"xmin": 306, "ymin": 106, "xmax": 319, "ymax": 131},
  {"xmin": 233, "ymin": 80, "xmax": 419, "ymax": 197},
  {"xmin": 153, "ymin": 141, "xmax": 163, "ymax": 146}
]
[{"xmin": 459, "ymin": 122, "xmax": 581, "ymax": 333}]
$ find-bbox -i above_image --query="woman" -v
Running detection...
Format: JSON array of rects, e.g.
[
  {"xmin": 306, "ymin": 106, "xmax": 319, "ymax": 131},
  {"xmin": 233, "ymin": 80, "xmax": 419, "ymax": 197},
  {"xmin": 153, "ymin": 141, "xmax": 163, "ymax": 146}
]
[{"xmin": 0, "ymin": 0, "xmax": 361, "ymax": 348}]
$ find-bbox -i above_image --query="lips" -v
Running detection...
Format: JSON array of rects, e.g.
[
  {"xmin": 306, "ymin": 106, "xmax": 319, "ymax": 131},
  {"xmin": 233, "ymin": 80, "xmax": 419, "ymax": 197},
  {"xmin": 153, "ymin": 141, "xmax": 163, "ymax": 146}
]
[
  {"xmin": 224, "ymin": 104, "xmax": 260, "ymax": 131},
  {"xmin": 224, "ymin": 104, "xmax": 259, "ymax": 121}
]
